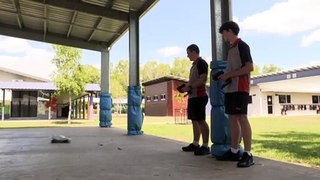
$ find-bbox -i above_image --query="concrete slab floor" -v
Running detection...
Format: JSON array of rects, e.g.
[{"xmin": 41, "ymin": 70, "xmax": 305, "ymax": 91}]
[{"xmin": 0, "ymin": 127, "xmax": 319, "ymax": 180}]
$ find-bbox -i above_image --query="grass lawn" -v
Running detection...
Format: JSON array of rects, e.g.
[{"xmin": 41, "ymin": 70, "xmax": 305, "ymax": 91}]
[
  {"xmin": 1, "ymin": 115, "xmax": 319, "ymax": 168},
  {"xmin": 111, "ymin": 115, "xmax": 320, "ymax": 168}
]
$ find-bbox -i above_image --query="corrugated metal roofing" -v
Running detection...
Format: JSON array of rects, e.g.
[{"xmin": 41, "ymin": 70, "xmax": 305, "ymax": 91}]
[
  {"xmin": 0, "ymin": 0, "xmax": 159, "ymax": 51},
  {"xmin": 251, "ymin": 65, "xmax": 320, "ymax": 84},
  {"xmin": 0, "ymin": 66, "xmax": 50, "ymax": 82},
  {"xmin": 142, "ymin": 76, "xmax": 189, "ymax": 86},
  {"xmin": 252, "ymin": 65, "xmax": 320, "ymax": 79},
  {"xmin": 0, "ymin": 81, "xmax": 100, "ymax": 91}
]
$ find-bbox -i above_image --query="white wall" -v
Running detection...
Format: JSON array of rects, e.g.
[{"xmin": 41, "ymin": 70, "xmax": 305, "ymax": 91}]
[
  {"xmin": 248, "ymin": 85, "xmax": 262, "ymax": 116},
  {"xmin": 0, "ymin": 89, "xmax": 12, "ymax": 101},
  {"xmin": 0, "ymin": 70, "xmax": 44, "ymax": 82},
  {"xmin": 248, "ymin": 86, "xmax": 320, "ymax": 116}
]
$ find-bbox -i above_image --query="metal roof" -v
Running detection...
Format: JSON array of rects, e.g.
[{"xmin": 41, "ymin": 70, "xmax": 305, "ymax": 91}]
[
  {"xmin": 0, "ymin": 66, "xmax": 50, "ymax": 82},
  {"xmin": 251, "ymin": 65, "xmax": 320, "ymax": 85},
  {"xmin": 0, "ymin": 0, "xmax": 159, "ymax": 51},
  {"xmin": 251, "ymin": 65, "xmax": 320, "ymax": 93},
  {"xmin": 142, "ymin": 65, "xmax": 320, "ymax": 93},
  {"xmin": 252, "ymin": 65, "xmax": 320, "ymax": 79},
  {"xmin": 142, "ymin": 76, "xmax": 189, "ymax": 86},
  {"xmin": 0, "ymin": 81, "xmax": 100, "ymax": 91}
]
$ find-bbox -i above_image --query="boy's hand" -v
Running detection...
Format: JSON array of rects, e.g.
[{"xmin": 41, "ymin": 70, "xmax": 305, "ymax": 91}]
[
  {"xmin": 218, "ymin": 73, "xmax": 229, "ymax": 81},
  {"xmin": 177, "ymin": 84, "xmax": 186, "ymax": 93}
]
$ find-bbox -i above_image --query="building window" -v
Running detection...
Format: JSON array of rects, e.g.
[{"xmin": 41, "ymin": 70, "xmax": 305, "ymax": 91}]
[
  {"xmin": 153, "ymin": 95, "xmax": 159, "ymax": 101},
  {"xmin": 279, "ymin": 95, "xmax": 291, "ymax": 103},
  {"xmin": 248, "ymin": 96, "xmax": 252, "ymax": 104},
  {"xmin": 160, "ymin": 94, "xmax": 166, "ymax": 100},
  {"xmin": 312, "ymin": 95, "xmax": 320, "ymax": 104},
  {"xmin": 146, "ymin": 96, "xmax": 151, "ymax": 102}
]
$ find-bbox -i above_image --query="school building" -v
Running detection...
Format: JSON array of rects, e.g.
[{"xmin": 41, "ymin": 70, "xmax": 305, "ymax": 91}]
[
  {"xmin": 0, "ymin": 66, "xmax": 100, "ymax": 120},
  {"xmin": 142, "ymin": 65, "xmax": 320, "ymax": 117}
]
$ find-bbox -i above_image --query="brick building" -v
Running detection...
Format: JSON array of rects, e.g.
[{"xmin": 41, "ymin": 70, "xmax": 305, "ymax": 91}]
[{"xmin": 142, "ymin": 76, "xmax": 189, "ymax": 117}]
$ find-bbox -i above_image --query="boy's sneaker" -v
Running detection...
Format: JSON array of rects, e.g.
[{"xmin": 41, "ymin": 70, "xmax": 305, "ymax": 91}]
[
  {"xmin": 216, "ymin": 149, "xmax": 240, "ymax": 161},
  {"xmin": 194, "ymin": 146, "xmax": 210, "ymax": 156},
  {"xmin": 182, "ymin": 143, "xmax": 200, "ymax": 152},
  {"xmin": 237, "ymin": 152, "xmax": 254, "ymax": 168}
]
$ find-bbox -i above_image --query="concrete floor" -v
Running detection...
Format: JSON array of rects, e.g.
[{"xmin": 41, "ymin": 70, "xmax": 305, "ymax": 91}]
[{"xmin": 0, "ymin": 127, "xmax": 319, "ymax": 180}]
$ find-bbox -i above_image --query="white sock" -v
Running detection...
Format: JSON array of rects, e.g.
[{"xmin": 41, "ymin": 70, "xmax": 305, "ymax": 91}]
[
  {"xmin": 192, "ymin": 141, "xmax": 199, "ymax": 146},
  {"xmin": 231, "ymin": 147, "xmax": 239, "ymax": 154},
  {"xmin": 202, "ymin": 143, "xmax": 208, "ymax": 147}
]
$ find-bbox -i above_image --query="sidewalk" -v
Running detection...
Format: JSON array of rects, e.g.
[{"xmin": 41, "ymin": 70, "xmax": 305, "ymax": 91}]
[{"xmin": 0, "ymin": 127, "xmax": 319, "ymax": 180}]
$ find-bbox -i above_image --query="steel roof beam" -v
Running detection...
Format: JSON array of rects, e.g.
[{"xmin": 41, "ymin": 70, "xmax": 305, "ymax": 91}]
[
  {"xmin": 13, "ymin": 0, "xmax": 24, "ymax": 29},
  {"xmin": 67, "ymin": 11, "xmax": 78, "ymax": 38},
  {"xmin": 88, "ymin": 17, "xmax": 103, "ymax": 42},
  {"xmin": 0, "ymin": 25, "xmax": 108, "ymax": 51},
  {"xmin": 31, "ymin": 0, "xmax": 129, "ymax": 21}
]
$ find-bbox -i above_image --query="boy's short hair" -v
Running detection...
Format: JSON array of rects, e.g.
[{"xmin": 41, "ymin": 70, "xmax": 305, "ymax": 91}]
[
  {"xmin": 187, "ymin": 44, "xmax": 200, "ymax": 54},
  {"xmin": 219, "ymin": 21, "xmax": 240, "ymax": 35}
]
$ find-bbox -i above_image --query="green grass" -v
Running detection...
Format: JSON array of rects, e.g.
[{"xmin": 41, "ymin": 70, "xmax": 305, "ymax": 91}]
[
  {"xmin": 112, "ymin": 115, "xmax": 320, "ymax": 168},
  {"xmin": 1, "ymin": 115, "xmax": 319, "ymax": 168},
  {"xmin": 250, "ymin": 116, "xmax": 320, "ymax": 168}
]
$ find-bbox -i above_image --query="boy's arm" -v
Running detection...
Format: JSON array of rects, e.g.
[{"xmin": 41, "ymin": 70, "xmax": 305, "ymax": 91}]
[{"xmin": 219, "ymin": 62, "xmax": 253, "ymax": 80}]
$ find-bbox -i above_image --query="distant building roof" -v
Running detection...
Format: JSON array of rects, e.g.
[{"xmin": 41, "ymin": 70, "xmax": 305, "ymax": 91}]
[
  {"xmin": 142, "ymin": 76, "xmax": 188, "ymax": 86},
  {"xmin": 251, "ymin": 65, "xmax": 320, "ymax": 85},
  {"xmin": 141, "ymin": 65, "xmax": 320, "ymax": 93},
  {"xmin": 0, "ymin": 66, "xmax": 50, "ymax": 82},
  {"xmin": 0, "ymin": 81, "xmax": 100, "ymax": 92}
]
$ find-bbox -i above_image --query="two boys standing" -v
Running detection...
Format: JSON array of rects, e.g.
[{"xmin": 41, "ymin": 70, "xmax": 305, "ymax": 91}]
[{"xmin": 181, "ymin": 21, "xmax": 254, "ymax": 168}]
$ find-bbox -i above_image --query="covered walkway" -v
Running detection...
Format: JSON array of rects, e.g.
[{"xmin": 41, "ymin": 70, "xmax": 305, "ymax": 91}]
[{"xmin": 0, "ymin": 127, "xmax": 319, "ymax": 180}]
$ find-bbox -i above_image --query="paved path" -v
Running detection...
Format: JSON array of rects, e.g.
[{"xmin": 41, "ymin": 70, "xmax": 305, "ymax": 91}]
[{"xmin": 0, "ymin": 127, "xmax": 319, "ymax": 180}]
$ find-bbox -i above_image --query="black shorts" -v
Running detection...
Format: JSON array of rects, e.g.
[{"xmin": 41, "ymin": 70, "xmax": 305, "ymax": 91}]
[
  {"xmin": 187, "ymin": 96, "xmax": 208, "ymax": 121},
  {"xmin": 225, "ymin": 92, "xmax": 249, "ymax": 115}
]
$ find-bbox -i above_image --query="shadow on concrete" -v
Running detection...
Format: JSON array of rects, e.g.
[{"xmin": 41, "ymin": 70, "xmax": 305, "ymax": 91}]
[{"xmin": 0, "ymin": 127, "xmax": 319, "ymax": 180}]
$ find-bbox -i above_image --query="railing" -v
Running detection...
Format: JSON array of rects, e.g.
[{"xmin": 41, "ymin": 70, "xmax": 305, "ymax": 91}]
[
  {"xmin": 280, "ymin": 104, "xmax": 320, "ymax": 115},
  {"xmin": 174, "ymin": 108, "xmax": 188, "ymax": 124}
]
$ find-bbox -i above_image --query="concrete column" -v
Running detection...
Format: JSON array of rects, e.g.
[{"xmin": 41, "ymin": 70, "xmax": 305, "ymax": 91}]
[
  {"xmin": 2, "ymin": 89, "xmax": 5, "ymax": 121},
  {"xmin": 101, "ymin": 48, "xmax": 110, "ymax": 93},
  {"xmin": 210, "ymin": 0, "xmax": 234, "ymax": 157},
  {"xmin": 129, "ymin": 10, "xmax": 140, "ymax": 86},
  {"xmin": 89, "ymin": 94, "xmax": 94, "ymax": 120},
  {"xmin": 211, "ymin": 0, "xmax": 232, "ymax": 61},
  {"xmin": 75, "ymin": 99, "xmax": 78, "ymax": 119},
  {"xmin": 127, "ymin": 10, "xmax": 143, "ymax": 135},
  {"xmin": 82, "ymin": 96, "xmax": 86, "ymax": 119},
  {"xmin": 99, "ymin": 48, "xmax": 112, "ymax": 127},
  {"xmin": 48, "ymin": 92, "xmax": 51, "ymax": 120}
]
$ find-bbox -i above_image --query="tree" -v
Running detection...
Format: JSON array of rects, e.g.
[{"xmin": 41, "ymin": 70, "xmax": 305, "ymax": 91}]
[
  {"xmin": 141, "ymin": 61, "xmax": 171, "ymax": 82},
  {"xmin": 262, "ymin": 64, "xmax": 282, "ymax": 74},
  {"xmin": 251, "ymin": 64, "xmax": 260, "ymax": 76},
  {"xmin": 110, "ymin": 59, "xmax": 129, "ymax": 99},
  {"xmin": 81, "ymin": 64, "xmax": 100, "ymax": 84},
  {"xmin": 52, "ymin": 45, "xmax": 85, "ymax": 124},
  {"xmin": 170, "ymin": 57, "xmax": 191, "ymax": 79}
]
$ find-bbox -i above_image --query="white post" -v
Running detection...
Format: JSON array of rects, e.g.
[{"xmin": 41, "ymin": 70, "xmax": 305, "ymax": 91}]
[
  {"xmin": 1, "ymin": 106, "xmax": 4, "ymax": 121},
  {"xmin": 48, "ymin": 92, "xmax": 51, "ymax": 120},
  {"xmin": 2, "ymin": 89, "xmax": 5, "ymax": 121}
]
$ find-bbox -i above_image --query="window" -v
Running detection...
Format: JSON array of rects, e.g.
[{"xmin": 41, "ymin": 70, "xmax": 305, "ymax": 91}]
[
  {"xmin": 153, "ymin": 95, "xmax": 159, "ymax": 101},
  {"xmin": 279, "ymin": 95, "xmax": 291, "ymax": 103},
  {"xmin": 287, "ymin": 95, "xmax": 291, "ymax": 103},
  {"xmin": 312, "ymin": 95, "xmax": 320, "ymax": 104},
  {"xmin": 160, "ymin": 94, "xmax": 166, "ymax": 100},
  {"xmin": 248, "ymin": 96, "xmax": 252, "ymax": 104},
  {"xmin": 146, "ymin": 96, "xmax": 151, "ymax": 102}
]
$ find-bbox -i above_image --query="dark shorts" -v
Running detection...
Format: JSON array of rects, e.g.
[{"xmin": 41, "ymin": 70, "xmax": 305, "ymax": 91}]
[
  {"xmin": 225, "ymin": 92, "xmax": 249, "ymax": 115},
  {"xmin": 187, "ymin": 96, "xmax": 208, "ymax": 121}
]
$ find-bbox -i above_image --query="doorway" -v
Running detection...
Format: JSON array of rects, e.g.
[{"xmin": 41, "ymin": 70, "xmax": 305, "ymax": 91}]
[
  {"xmin": 11, "ymin": 91, "xmax": 38, "ymax": 117},
  {"xmin": 267, "ymin": 95, "xmax": 273, "ymax": 114}
]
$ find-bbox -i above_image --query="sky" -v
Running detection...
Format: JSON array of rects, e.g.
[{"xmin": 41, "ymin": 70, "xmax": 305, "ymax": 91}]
[{"xmin": 0, "ymin": 0, "xmax": 320, "ymax": 80}]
